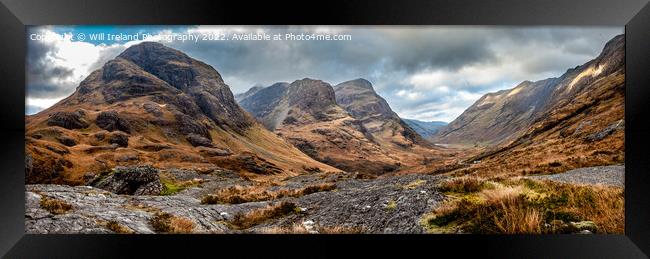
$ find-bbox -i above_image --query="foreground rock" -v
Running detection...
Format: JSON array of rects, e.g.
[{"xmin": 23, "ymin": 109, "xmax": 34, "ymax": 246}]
[
  {"xmin": 26, "ymin": 173, "xmax": 446, "ymax": 234},
  {"xmin": 89, "ymin": 165, "xmax": 163, "ymax": 195},
  {"xmin": 271, "ymin": 173, "xmax": 446, "ymax": 233}
]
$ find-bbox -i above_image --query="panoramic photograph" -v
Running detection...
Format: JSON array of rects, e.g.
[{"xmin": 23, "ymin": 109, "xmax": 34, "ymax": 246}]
[{"xmin": 25, "ymin": 26, "xmax": 624, "ymax": 234}]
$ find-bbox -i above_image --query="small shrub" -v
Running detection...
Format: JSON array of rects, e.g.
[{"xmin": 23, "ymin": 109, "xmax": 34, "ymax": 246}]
[
  {"xmin": 106, "ymin": 220, "xmax": 133, "ymax": 234},
  {"xmin": 230, "ymin": 201, "xmax": 298, "ymax": 229},
  {"xmin": 202, "ymin": 183, "xmax": 336, "ymax": 204},
  {"xmin": 160, "ymin": 182, "xmax": 183, "ymax": 196},
  {"xmin": 403, "ymin": 179, "xmax": 426, "ymax": 189},
  {"xmin": 159, "ymin": 173, "xmax": 203, "ymax": 196},
  {"xmin": 438, "ymin": 177, "xmax": 484, "ymax": 193},
  {"xmin": 40, "ymin": 196, "xmax": 72, "ymax": 215},
  {"xmin": 385, "ymin": 199, "xmax": 397, "ymax": 210},
  {"xmin": 149, "ymin": 212, "xmax": 195, "ymax": 233}
]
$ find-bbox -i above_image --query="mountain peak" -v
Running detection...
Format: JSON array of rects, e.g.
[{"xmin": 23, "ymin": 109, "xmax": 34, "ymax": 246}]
[
  {"xmin": 336, "ymin": 78, "xmax": 374, "ymax": 91},
  {"xmin": 334, "ymin": 79, "xmax": 398, "ymax": 121},
  {"xmin": 76, "ymin": 42, "xmax": 252, "ymax": 134},
  {"xmin": 118, "ymin": 42, "xmax": 191, "ymax": 64},
  {"xmin": 286, "ymin": 78, "xmax": 337, "ymax": 109},
  {"xmin": 115, "ymin": 42, "xmax": 224, "ymax": 92}
]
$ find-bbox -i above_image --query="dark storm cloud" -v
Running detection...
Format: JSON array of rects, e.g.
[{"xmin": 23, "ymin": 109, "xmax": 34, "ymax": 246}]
[
  {"xmin": 164, "ymin": 27, "xmax": 505, "ymax": 94},
  {"xmin": 26, "ymin": 35, "xmax": 77, "ymax": 98}
]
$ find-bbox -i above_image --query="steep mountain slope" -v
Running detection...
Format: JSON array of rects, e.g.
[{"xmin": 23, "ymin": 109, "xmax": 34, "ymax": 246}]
[
  {"xmin": 334, "ymin": 79, "xmax": 433, "ymax": 149},
  {"xmin": 238, "ymin": 78, "xmax": 443, "ymax": 175},
  {"xmin": 25, "ymin": 42, "xmax": 338, "ymax": 185},
  {"xmin": 402, "ymin": 119, "xmax": 447, "ymax": 138},
  {"xmin": 432, "ymin": 34, "xmax": 625, "ymax": 148},
  {"xmin": 435, "ymin": 34, "xmax": 625, "ymax": 177}
]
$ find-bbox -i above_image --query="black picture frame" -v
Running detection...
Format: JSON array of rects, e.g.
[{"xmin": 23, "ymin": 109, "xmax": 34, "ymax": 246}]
[{"xmin": 1, "ymin": 0, "xmax": 649, "ymax": 257}]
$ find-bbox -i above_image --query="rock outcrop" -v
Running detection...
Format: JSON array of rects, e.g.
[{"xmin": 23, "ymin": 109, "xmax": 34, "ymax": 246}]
[{"xmin": 89, "ymin": 165, "xmax": 163, "ymax": 195}]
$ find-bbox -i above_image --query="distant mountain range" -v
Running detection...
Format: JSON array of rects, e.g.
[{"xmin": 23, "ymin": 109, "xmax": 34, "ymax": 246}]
[{"xmin": 402, "ymin": 119, "xmax": 447, "ymax": 138}]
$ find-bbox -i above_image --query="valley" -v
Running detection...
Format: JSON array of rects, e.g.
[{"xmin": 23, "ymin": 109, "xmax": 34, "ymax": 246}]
[{"xmin": 25, "ymin": 34, "xmax": 625, "ymax": 234}]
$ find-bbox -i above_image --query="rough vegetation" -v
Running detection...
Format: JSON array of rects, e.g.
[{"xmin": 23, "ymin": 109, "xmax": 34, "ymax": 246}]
[
  {"xmin": 423, "ymin": 177, "xmax": 624, "ymax": 234},
  {"xmin": 40, "ymin": 196, "xmax": 73, "ymax": 215},
  {"xmin": 201, "ymin": 183, "xmax": 336, "ymax": 204},
  {"xmin": 150, "ymin": 212, "xmax": 195, "ymax": 233},
  {"xmin": 230, "ymin": 201, "xmax": 298, "ymax": 229}
]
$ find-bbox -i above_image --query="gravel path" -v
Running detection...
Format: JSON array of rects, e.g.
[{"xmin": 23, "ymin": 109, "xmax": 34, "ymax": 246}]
[{"xmin": 528, "ymin": 164, "xmax": 624, "ymax": 187}]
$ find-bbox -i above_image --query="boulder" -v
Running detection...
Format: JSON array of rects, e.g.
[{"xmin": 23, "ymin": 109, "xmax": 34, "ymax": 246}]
[
  {"xmin": 186, "ymin": 133, "xmax": 213, "ymax": 147},
  {"xmin": 93, "ymin": 131, "xmax": 106, "ymax": 141},
  {"xmin": 92, "ymin": 165, "xmax": 163, "ymax": 195},
  {"xmin": 570, "ymin": 221, "xmax": 598, "ymax": 233},
  {"xmin": 585, "ymin": 120, "xmax": 624, "ymax": 142},
  {"xmin": 56, "ymin": 136, "xmax": 77, "ymax": 147},
  {"xmin": 108, "ymin": 131, "xmax": 129, "ymax": 147},
  {"xmin": 46, "ymin": 111, "xmax": 89, "ymax": 129},
  {"xmin": 175, "ymin": 113, "xmax": 210, "ymax": 139},
  {"xmin": 96, "ymin": 111, "xmax": 132, "ymax": 133},
  {"xmin": 197, "ymin": 146, "xmax": 232, "ymax": 156},
  {"xmin": 143, "ymin": 102, "xmax": 163, "ymax": 116}
]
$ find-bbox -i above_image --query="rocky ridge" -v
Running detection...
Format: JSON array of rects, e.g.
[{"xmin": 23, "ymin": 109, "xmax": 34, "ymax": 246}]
[{"xmin": 238, "ymin": 78, "xmax": 444, "ymax": 175}]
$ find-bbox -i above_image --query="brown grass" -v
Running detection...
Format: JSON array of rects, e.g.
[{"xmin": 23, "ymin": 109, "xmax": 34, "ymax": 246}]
[
  {"xmin": 230, "ymin": 201, "xmax": 298, "ymax": 229},
  {"xmin": 106, "ymin": 220, "xmax": 133, "ymax": 234},
  {"xmin": 424, "ymin": 177, "xmax": 623, "ymax": 234},
  {"xmin": 489, "ymin": 193, "xmax": 543, "ymax": 234},
  {"xmin": 149, "ymin": 212, "xmax": 195, "ymax": 233},
  {"xmin": 201, "ymin": 183, "xmax": 336, "ymax": 204},
  {"xmin": 437, "ymin": 177, "xmax": 484, "ymax": 193},
  {"xmin": 40, "ymin": 196, "xmax": 72, "ymax": 215}
]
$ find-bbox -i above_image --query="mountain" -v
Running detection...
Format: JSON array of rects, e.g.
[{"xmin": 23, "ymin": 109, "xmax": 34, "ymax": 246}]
[
  {"xmin": 432, "ymin": 34, "xmax": 625, "ymax": 148},
  {"xmin": 403, "ymin": 119, "xmax": 447, "ymax": 138},
  {"xmin": 234, "ymin": 85, "xmax": 265, "ymax": 102},
  {"xmin": 25, "ymin": 42, "xmax": 338, "ymax": 185},
  {"xmin": 238, "ymin": 78, "xmax": 441, "ymax": 175},
  {"xmin": 333, "ymin": 79, "xmax": 433, "ymax": 148},
  {"xmin": 434, "ymin": 34, "xmax": 625, "ymax": 176}
]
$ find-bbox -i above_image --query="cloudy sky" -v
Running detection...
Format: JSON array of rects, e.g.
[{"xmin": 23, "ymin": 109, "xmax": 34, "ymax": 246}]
[{"xmin": 26, "ymin": 25, "xmax": 622, "ymax": 122}]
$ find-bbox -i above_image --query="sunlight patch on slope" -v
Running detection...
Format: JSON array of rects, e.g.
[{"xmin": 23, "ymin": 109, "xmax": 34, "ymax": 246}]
[
  {"xmin": 568, "ymin": 64, "xmax": 604, "ymax": 91},
  {"xmin": 507, "ymin": 87, "xmax": 522, "ymax": 97}
]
